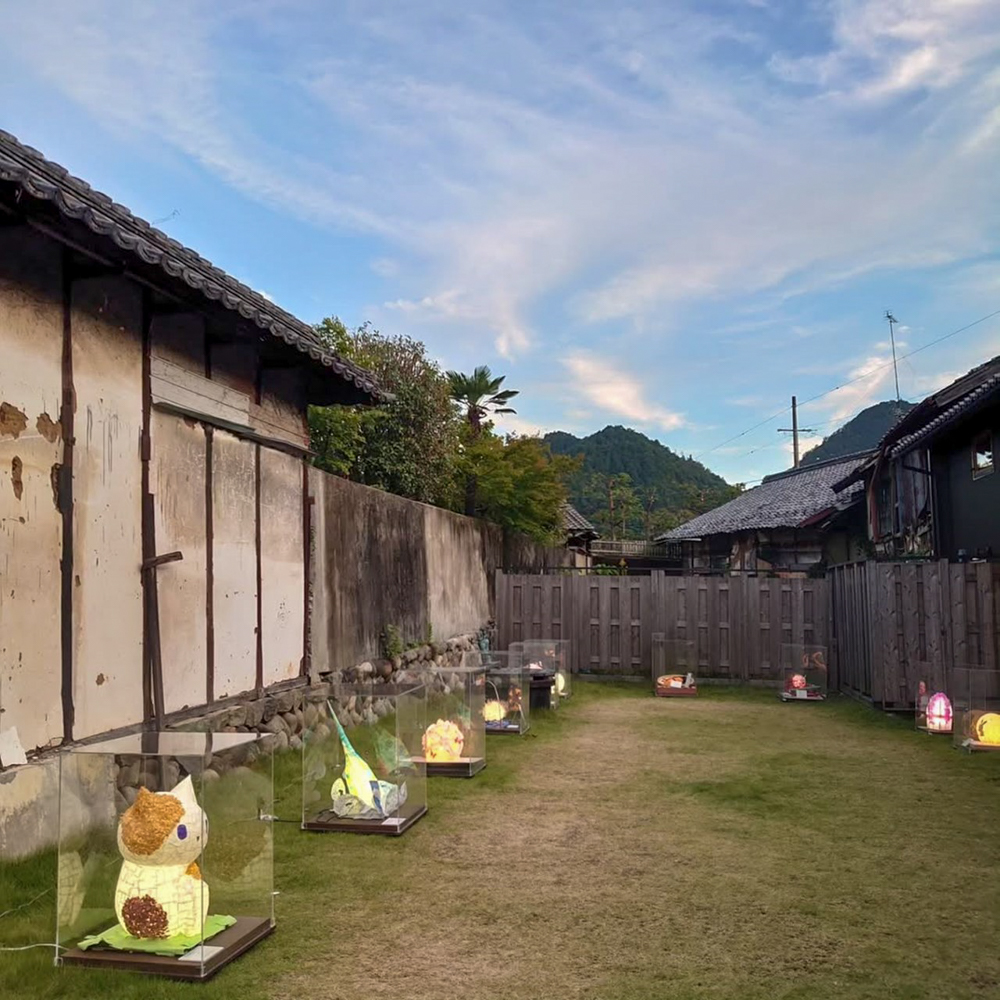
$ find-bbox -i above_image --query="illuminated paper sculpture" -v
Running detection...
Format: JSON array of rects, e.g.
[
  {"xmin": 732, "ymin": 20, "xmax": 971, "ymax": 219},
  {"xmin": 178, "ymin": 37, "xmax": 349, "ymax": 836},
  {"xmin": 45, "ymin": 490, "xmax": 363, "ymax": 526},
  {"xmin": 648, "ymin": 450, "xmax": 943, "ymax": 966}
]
[
  {"xmin": 780, "ymin": 645, "xmax": 827, "ymax": 702},
  {"xmin": 422, "ymin": 719, "xmax": 465, "ymax": 762},
  {"xmin": 56, "ymin": 732, "xmax": 274, "ymax": 980},
  {"xmin": 651, "ymin": 634, "xmax": 697, "ymax": 697},
  {"xmin": 952, "ymin": 667, "xmax": 1000, "ymax": 752},
  {"xmin": 511, "ymin": 639, "xmax": 573, "ymax": 704},
  {"xmin": 925, "ymin": 692, "xmax": 953, "ymax": 733},
  {"xmin": 115, "ymin": 777, "xmax": 209, "ymax": 938},
  {"xmin": 462, "ymin": 651, "xmax": 530, "ymax": 733},
  {"xmin": 302, "ymin": 684, "xmax": 428, "ymax": 835},
  {"xmin": 915, "ymin": 676, "xmax": 952, "ymax": 734}
]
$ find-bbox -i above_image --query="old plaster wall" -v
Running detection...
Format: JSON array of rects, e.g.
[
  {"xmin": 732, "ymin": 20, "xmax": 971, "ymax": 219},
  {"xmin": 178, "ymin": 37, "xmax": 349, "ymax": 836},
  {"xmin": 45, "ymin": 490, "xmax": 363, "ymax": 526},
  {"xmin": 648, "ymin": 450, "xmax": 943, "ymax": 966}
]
[
  {"xmin": 0, "ymin": 229, "xmax": 64, "ymax": 751},
  {"xmin": 70, "ymin": 276, "xmax": 145, "ymax": 739}
]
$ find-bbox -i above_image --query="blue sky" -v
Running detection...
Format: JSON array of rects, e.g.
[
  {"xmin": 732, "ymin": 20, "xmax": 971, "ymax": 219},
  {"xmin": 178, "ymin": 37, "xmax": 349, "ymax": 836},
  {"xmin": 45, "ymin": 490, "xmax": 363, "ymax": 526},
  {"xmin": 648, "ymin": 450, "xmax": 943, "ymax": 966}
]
[{"xmin": 2, "ymin": 0, "xmax": 999, "ymax": 484}]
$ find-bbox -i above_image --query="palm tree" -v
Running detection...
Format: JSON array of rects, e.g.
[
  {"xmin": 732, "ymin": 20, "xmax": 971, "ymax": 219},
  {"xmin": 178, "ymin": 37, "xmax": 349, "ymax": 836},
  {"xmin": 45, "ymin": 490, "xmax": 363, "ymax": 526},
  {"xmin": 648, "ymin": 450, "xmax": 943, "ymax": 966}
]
[
  {"xmin": 447, "ymin": 366, "xmax": 519, "ymax": 515},
  {"xmin": 447, "ymin": 366, "xmax": 519, "ymax": 436}
]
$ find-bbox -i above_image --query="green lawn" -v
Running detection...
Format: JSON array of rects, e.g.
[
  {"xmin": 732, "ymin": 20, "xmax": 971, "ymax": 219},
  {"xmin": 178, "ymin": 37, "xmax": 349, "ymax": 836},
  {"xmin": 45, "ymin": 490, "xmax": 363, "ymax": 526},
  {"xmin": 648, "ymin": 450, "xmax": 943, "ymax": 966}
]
[{"xmin": 3, "ymin": 684, "xmax": 1000, "ymax": 999}]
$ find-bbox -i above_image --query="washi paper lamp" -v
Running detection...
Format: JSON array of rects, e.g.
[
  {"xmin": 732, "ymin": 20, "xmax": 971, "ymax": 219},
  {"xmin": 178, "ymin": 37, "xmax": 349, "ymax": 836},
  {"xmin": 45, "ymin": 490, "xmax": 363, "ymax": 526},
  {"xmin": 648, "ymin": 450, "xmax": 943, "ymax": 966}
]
[
  {"xmin": 791, "ymin": 673, "xmax": 807, "ymax": 690},
  {"xmin": 974, "ymin": 712, "xmax": 1000, "ymax": 746},
  {"xmin": 115, "ymin": 776, "xmax": 208, "ymax": 938},
  {"xmin": 330, "ymin": 712, "xmax": 407, "ymax": 819},
  {"xmin": 925, "ymin": 692, "xmax": 953, "ymax": 733},
  {"xmin": 483, "ymin": 700, "xmax": 507, "ymax": 723},
  {"xmin": 422, "ymin": 719, "xmax": 465, "ymax": 762}
]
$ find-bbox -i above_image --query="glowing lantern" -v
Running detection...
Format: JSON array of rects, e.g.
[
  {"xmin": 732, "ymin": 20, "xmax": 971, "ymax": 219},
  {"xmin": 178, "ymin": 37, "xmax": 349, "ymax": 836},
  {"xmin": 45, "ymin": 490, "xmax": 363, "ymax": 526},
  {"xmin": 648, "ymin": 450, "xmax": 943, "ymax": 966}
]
[
  {"xmin": 483, "ymin": 700, "xmax": 507, "ymax": 723},
  {"xmin": 555, "ymin": 672, "xmax": 567, "ymax": 696},
  {"xmin": 925, "ymin": 692, "xmax": 953, "ymax": 733},
  {"xmin": 115, "ymin": 776, "xmax": 209, "ymax": 939},
  {"xmin": 422, "ymin": 719, "xmax": 465, "ymax": 762},
  {"xmin": 974, "ymin": 712, "xmax": 1000, "ymax": 746},
  {"xmin": 790, "ymin": 673, "xmax": 807, "ymax": 690}
]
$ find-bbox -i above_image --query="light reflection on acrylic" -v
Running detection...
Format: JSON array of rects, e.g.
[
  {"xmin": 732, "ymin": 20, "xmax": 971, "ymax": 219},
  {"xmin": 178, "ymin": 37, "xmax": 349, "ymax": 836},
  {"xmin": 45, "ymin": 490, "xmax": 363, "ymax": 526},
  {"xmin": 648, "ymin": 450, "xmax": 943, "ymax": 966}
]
[
  {"xmin": 422, "ymin": 719, "xmax": 465, "ymax": 762},
  {"xmin": 925, "ymin": 692, "xmax": 953, "ymax": 733},
  {"xmin": 115, "ymin": 776, "xmax": 208, "ymax": 939}
]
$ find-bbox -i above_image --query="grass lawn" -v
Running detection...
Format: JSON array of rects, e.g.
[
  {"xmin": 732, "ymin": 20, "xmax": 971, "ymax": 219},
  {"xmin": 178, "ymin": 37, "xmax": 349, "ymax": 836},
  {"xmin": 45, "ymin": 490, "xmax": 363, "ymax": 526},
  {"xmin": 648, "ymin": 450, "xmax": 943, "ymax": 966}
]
[{"xmin": 3, "ymin": 683, "xmax": 1000, "ymax": 999}]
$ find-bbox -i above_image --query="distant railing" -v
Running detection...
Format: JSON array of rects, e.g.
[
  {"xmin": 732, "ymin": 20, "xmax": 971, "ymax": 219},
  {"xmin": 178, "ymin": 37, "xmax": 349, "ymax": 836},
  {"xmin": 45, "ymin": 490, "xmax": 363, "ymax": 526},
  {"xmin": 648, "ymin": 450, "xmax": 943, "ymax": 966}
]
[{"xmin": 590, "ymin": 539, "xmax": 674, "ymax": 557}]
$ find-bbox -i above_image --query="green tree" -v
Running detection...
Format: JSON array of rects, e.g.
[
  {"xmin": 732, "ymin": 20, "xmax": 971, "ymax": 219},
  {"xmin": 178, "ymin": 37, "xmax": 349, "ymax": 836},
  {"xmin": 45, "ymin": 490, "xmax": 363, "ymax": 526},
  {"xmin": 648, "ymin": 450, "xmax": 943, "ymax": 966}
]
[
  {"xmin": 581, "ymin": 472, "xmax": 644, "ymax": 539},
  {"xmin": 454, "ymin": 429, "xmax": 577, "ymax": 541},
  {"xmin": 309, "ymin": 317, "xmax": 458, "ymax": 504},
  {"xmin": 447, "ymin": 365, "xmax": 519, "ymax": 513}
]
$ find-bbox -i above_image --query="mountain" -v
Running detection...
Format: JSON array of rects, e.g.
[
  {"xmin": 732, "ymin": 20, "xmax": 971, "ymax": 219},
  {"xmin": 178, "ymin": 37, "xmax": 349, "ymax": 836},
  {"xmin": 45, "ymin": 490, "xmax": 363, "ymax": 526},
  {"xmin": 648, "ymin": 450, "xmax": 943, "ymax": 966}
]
[
  {"xmin": 801, "ymin": 400, "xmax": 916, "ymax": 466},
  {"xmin": 544, "ymin": 425, "xmax": 733, "ymax": 535}
]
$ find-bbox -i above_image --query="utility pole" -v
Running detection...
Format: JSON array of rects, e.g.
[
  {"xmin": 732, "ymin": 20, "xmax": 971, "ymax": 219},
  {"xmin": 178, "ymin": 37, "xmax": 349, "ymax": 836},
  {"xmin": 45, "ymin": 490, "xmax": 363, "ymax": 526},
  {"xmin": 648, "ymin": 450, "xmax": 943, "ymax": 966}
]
[
  {"xmin": 885, "ymin": 310, "xmax": 901, "ymax": 403},
  {"xmin": 778, "ymin": 396, "xmax": 816, "ymax": 468}
]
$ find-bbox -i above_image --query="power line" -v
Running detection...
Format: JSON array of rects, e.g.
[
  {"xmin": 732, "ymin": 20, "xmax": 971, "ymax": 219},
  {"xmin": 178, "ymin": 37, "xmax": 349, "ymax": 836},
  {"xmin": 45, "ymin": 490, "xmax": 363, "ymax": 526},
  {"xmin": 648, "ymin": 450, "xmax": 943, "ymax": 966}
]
[{"xmin": 694, "ymin": 306, "xmax": 1000, "ymax": 462}]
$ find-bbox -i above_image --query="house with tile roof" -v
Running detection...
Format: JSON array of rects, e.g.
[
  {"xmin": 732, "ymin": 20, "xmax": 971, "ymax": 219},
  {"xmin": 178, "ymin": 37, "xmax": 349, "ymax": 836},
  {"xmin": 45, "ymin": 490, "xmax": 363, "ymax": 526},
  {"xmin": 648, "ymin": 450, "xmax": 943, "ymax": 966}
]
[
  {"xmin": 844, "ymin": 355, "xmax": 1000, "ymax": 561},
  {"xmin": 0, "ymin": 129, "xmax": 383, "ymax": 754},
  {"xmin": 656, "ymin": 453, "xmax": 872, "ymax": 575}
]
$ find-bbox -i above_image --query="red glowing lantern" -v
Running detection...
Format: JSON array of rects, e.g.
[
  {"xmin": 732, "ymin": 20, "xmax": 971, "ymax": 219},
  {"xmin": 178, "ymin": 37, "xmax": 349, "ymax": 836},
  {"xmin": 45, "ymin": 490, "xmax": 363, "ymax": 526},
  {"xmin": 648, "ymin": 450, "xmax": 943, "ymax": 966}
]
[{"xmin": 925, "ymin": 692, "xmax": 953, "ymax": 733}]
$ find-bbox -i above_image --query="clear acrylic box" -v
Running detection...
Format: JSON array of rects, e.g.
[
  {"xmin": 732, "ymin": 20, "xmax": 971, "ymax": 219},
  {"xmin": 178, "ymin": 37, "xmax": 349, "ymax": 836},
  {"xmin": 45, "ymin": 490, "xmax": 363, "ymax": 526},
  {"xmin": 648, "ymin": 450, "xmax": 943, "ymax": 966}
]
[
  {"xmin": 461, "ymin": 651, "xmax": 529, "ymax": 734},
  {"xmin": 302, "ymin": 683, "xmax": 428, "ymax": 834},
  {"xmin": 56, "ymin": 732, "xmax": 273, "ymax": 980},
  {"xmin": 396, "ymin": 664, "xmax": 487, "ymax": 777},
  {"xmin": 513, "ymin": 639, "xmax": 572, "ymax": 702},
  {"xmin": 952, "ymin": 667, "xmax": 1000, "ymax": 751},
  {"xmin": 651, "ymin": 634, "xmax": 697, "ymax": 697},
  {"xmin": 914, "ymin": 667, "xmax": 952, "ymax": 734},
  {"xmin": 780, "ymin": 644, "xmax": 828, "ymax": 702}
]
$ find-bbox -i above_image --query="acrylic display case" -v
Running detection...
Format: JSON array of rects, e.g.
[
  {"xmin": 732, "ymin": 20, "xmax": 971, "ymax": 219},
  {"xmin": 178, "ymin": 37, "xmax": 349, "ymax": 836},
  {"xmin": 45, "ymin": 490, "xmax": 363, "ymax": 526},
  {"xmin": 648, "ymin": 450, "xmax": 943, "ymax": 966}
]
[
  {"xmin": 952, "ymin": 667, "xmax": 1000, "ymax": 751},
  {"xmin": 396, "ymin": 664, "xmax": 487, "ymax": 777},
  {"xmin": 779, "ymin": 644, "xmax": 828, "ymax": 702},
  {"xmin": 514, "ymin": 639, "xmax": 572, "ymax": 702},
  {"xmin": 651, "ymin": 634, "xmax": 697, "ymax": 697},
  {"xmin": 302, "ymin": 683, "xmax": 428, "ymax": 834},
  {"xmin": 914, "ymin": 668, "xmax": 953, "ymax": 734},
  {"xmin": 461, "ymin": 651, "xmax": 530, "ymax": 734},
  {"xmin": 56, "ymin": 732, "xmax": 273, "ymax": 981}
]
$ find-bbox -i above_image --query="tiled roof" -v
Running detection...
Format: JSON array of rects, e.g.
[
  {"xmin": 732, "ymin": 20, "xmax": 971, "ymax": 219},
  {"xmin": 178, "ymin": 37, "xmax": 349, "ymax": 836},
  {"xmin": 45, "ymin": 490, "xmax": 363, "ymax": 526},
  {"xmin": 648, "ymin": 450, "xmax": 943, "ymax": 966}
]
[
  {"xmin": 889, "ymin": 371, "xmax": 1000, "ymax": 458},
  {"xmin": 561, "ymin": 503, "xmax": 598, "ymax": 536},
  {"xmin": 0, "ymin": 129, "xmax": 386, "ymax": 402},
  {"xmin": 657, "ymin": 453, "xmax": 870, "ymax": 540}
]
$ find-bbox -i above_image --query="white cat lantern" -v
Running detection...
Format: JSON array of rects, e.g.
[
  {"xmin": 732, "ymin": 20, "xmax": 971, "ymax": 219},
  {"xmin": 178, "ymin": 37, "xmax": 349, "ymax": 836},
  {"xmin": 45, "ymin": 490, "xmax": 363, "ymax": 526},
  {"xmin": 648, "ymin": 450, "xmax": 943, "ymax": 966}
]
[{"xmin": 115, "ymin": 775, "xmax": 209, "ymax": 939}]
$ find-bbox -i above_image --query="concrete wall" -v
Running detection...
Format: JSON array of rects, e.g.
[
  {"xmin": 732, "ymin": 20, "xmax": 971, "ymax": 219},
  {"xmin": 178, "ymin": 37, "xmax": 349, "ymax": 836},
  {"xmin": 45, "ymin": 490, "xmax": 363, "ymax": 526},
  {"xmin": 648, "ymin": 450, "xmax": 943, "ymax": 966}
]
[{"xmin": 309, "ymin": 467, "xmax": 579, "ymax": 674}]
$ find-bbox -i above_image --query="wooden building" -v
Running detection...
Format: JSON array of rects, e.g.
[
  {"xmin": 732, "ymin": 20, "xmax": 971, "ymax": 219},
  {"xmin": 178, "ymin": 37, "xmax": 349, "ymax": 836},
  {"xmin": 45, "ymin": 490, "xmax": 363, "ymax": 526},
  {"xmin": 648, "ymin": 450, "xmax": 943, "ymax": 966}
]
[
  {"xmin": 657, "ymin": 453, "xmax": 871, "ymax": 576},
  {"xmin": 0, "ymin": 129, "xmax": 384, "ymax": 755},
  {"xmin": 844, "ymin": 356, "xmax": 1000, "ymax": 561}
]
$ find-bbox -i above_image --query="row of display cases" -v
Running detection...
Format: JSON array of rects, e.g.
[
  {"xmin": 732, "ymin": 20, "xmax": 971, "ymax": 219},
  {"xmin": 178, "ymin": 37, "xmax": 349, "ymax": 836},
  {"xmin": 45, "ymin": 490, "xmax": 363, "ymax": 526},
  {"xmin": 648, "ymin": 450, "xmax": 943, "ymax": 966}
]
[{"xmin": 4, "ymin": 649, "xmax": 572, "ymax": 980}]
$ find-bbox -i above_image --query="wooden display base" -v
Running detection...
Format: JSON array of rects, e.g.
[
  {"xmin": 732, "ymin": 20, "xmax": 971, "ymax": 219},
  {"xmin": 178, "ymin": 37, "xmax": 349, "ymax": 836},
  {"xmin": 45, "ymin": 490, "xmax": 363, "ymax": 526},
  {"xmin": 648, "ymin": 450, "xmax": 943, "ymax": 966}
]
[
  {"xmin": 415, "ymin": 755, "xmax": 486, "ymax": 777},
  {"xmin": 916, "ymin": 724, "xmax": 952, "ymax": 735},
  {"xmin": 60, "ymin": 916, "xmax": 272, "ymax": 981},
  {"xmin": 964, "ymin": 741, "xmax": 1000, "ymax": 752},
  {"xmin": 303, "ymin": 801, "xmax": 427, "ymax": 836},
  {"xmin": 486, "ymin": 722, "xmax": 526, "ymax": 734},
  {"xmin": 780, "ymin": 692, "xmax": 826, "ymax": 702},
  {"xmin": 655, "ymin": 687, "xmax": 697, "ymax": 698}
]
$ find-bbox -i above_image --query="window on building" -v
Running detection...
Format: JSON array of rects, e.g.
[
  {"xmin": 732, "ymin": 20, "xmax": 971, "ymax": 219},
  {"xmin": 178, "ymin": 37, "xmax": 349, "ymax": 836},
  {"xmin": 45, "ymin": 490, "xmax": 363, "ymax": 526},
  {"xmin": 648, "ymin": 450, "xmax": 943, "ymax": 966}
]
[{"xmin": 972, "ymin": 431, "xmax": 994, "ymax": 479}]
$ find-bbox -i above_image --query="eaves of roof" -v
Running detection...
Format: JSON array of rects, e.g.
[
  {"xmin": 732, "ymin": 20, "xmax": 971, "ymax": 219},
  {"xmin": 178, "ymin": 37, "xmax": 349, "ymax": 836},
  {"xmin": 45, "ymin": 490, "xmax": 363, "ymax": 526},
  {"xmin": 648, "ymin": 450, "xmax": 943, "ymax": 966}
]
[{"xmin": 0, "ymin": 129, "xmax": 387, "ymax": 404}]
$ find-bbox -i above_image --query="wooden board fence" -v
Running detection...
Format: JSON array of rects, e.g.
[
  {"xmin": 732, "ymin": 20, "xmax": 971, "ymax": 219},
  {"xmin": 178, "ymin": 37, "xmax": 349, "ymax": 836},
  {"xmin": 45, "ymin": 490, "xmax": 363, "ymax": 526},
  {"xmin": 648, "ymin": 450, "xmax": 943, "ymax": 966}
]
[
  {"xmin": 829, "ymin": 560, "xmax": 1000, "ymax": 709},
  {"xmin": 496, "ymin": 571, "xmax": 828, "ymax": 683}
]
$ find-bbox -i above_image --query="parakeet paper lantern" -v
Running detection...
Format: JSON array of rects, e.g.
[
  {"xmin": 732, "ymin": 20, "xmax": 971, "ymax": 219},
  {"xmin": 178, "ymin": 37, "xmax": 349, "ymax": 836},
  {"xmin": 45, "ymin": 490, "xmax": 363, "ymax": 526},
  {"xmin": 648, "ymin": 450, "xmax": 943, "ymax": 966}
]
[
  {"xmin": 925, "ymin": 692, "xmax": 953, "ymax": 733},
  {"xmin": 974, "ymin": 712, "xmax": 1000, "ymax": 746},
  {"xmin": 115, "ymin": 776, "xmax": 209, "ymax": 939},
  {"xmin": 423, "ymin": 719, "xmax": 465, "ymax": 762},
  {"xmin": 330, "ymin": 711, "xmax": 406, "ymax": 819}
]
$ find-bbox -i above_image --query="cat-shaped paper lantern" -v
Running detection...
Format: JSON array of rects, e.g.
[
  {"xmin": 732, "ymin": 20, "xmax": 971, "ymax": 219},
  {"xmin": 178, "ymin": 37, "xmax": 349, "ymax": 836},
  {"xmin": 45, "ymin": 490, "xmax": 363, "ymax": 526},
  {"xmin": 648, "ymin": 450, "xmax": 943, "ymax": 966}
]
[{"xmin": 115, "ymin": 775, "xmax": 209, "ymax": 939}]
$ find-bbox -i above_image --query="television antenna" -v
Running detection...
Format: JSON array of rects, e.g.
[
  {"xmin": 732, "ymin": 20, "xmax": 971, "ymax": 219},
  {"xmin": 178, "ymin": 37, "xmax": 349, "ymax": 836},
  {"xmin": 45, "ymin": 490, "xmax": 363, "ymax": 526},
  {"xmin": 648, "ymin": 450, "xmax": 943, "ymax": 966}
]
[{"xmin": 885, "ymin": 310, "xmax": 902, "ymax": 403}]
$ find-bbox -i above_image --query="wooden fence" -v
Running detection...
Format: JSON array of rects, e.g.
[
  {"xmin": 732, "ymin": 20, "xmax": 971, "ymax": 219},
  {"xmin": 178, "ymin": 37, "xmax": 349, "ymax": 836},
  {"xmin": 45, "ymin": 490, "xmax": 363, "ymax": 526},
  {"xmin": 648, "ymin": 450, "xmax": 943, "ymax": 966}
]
[
  {"xmin": 829, "ymin": 560, "xmax": 1000, "ymax": 708},
  {"xmin": 496, "ymin": 571, "xmax": 829, "ymax": 683}
]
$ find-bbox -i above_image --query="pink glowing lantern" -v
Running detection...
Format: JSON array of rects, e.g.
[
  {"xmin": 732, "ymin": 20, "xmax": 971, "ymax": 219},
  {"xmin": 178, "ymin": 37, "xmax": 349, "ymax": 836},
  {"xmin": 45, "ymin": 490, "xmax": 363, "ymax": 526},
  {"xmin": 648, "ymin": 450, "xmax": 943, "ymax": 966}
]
[
  {"xmin": 791, "ymin": 674, "xmax": 807, "ymax": 690},
  {"xmin": 925, "ymin": 691, "xmax": 953, "ymax": 733}
]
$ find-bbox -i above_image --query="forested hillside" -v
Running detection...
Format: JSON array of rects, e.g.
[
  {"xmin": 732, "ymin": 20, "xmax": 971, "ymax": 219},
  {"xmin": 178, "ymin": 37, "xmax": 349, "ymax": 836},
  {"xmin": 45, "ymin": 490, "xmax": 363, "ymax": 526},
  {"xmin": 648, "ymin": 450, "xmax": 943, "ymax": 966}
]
[
  {"xmin": 801, "ymin": 400, "xmax": 915, "ymax": 466},
  {"xmin": 544, "ymin": 425, "xmax": 738, "ymax": 538}
]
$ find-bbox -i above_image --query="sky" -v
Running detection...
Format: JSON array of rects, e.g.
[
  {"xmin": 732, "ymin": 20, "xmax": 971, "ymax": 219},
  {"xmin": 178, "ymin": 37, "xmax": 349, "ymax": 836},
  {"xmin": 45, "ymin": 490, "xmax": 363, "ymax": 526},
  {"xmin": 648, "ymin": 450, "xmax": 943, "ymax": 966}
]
[{"xmin": 2, "ymin": 0, "xmax": 999, "ymax": 485}]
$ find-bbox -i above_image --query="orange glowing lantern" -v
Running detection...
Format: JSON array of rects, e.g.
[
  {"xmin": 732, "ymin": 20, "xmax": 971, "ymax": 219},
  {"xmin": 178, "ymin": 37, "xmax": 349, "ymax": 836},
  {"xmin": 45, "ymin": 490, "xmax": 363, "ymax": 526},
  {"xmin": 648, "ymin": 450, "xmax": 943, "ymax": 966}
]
[
  {"xmin": 422, "ymin": 719, "xmax": 465, "ymax": 762},
  {"xmin": 925, "ymin": 692, "xmax": 952, "ymax": 733},
  {"xmin": 974, "ymin": 712, "xmax": 1000, "ymax": 746},
  {"xmin": 483, "ymin": 700, "xmax": 507, "ymax": 723}
]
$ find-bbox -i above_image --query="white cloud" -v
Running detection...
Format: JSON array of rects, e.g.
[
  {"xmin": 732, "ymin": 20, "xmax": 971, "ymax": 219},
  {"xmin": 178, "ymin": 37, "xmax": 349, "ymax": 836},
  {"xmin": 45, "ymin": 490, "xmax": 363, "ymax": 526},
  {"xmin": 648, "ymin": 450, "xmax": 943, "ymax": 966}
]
[{"xmin": 562, "ymin": 352, "xmax": 685, "ymax": 431}]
